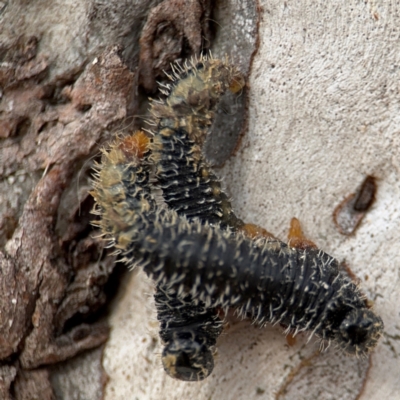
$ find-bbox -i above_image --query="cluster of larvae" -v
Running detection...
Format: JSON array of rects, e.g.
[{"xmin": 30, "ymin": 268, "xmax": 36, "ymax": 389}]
[{"xmin": 91, "ymin": 55, "xmax": 383, "ymax": 381}]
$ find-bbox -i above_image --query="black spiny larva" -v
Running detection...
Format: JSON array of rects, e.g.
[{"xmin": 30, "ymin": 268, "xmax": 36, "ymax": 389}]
[
  {"xmin": 147, "ymin": 55, "xmax": 246, "ymax": 380},
  {"xmin": 91, "ymin": 58, "xmax": 384, "ymax": 381},
  {"xmin": 91, "ymin": 131, "xmax": 223, "ymax": 381},
  {"xmin": 149, "ymin": 55, "xmax": 245, "ymax": 229},
  {"xmin": 92, "ymin": 138, "xmax": 383, "ymax": 357},
  {"xmin": 151, "ymin": 54, "xmax": 276, "ymax": 380},
  {"xmin": 140, "ymin": 210, "xmax": 385, "ymax": 357}
]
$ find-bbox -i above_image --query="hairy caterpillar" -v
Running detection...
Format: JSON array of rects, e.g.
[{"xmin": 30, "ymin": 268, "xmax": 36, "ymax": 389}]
[
  {"xmin": 149, "ymin": 55, "xmax": 245, "ymax": 229},
  {"xmin": 92, "ymin": 57, "xmax": 383, "ymax": 381},
  {"xmin": 148, "ymin": 55, "xmax": 248, "ymax": 381},
  {"xmin": 91, "ymin": 133, "xmax": 383, "ymax": 361},
  {"xmin": 93, "ymin": 56, "xmax": 247, "ymax": 381},
  {"xmin": 92, "ymin": 131, "xmax": 224, "ymax": 381}
]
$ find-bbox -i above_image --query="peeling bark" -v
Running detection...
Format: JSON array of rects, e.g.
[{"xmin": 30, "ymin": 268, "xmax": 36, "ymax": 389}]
[{"xmin": 1, "ymin": 34, "xmax": 136, "ymax": 398}]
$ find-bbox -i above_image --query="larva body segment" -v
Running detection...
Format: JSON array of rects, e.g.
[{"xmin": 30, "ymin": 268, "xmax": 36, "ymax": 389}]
[
  {"xmin": 153, "ymin": 127, "xmax": 244, "ymax": 228},
  {"xmin": 150, "ymin": 56, "xmax": 245, "ymax": 147},
  {"xmin": 150, "ymin": 55, "xmax": 245, "ymax": 229},
  {"xmin": 155, "ymin": 287, "xmax": 223, "ymax": 381},
  {"xmin": 91, "ymin": 131, "xmax": 223, "ymax": 381},
  {"xmin": 125, "ymin": 211, "xmax": 383, "ymax": 357},
  {"xmin": 92, "ymin": 131, "xmax": 383, "ymax": 355},
  {"xmin": 92, "ymin": 58, "xmax": 384, "ymax": 382},
  {"xmin": 91, "ymin": 131, "xmax": 154, "ymax": 244},
  {"xmin": 148, "ymin": 56, "xmax": 246, "ymax": 380},
  {"xmin": 152, "ymin": 128, "xmax": 235, "ymax": 380}
]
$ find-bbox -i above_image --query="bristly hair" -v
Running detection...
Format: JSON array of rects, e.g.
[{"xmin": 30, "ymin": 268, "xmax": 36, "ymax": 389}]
[
  {"xmin": 147, "ymin": 55, "xmax": 248, "ymax": 381},
  {"xmin": 91, "ymin": 130, "xmax": 224, "ymax": 381},
  {"xmin": 91, "ymin": 130, "xmax": 383, "ymax": 368},
  {"xmin": 91, "ymin": 56, "xmax": 384, "ymax": 383}
]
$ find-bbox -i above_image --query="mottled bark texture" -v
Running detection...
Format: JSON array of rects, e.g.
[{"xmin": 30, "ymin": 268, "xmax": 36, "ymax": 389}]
[
  {"xmin": 1, "ymin": 0, "xmax": 253, "ymax": 397},
  {"xmin": 0, "ymin": 36, "xmax": 134, "ymax": 398},
  {"xmin": 138, "ymin": 0, "xmax": 213, "ymax": 93}
]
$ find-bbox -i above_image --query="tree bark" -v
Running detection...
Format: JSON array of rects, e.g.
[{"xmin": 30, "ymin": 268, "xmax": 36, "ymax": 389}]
[{"xmin": 1, "ymin": 1, "xmax": 399, "ymax": 399}]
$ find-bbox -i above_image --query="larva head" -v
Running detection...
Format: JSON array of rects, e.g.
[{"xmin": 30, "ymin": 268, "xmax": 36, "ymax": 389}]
[
  {"xmin": 161, "ymin": 331, "xmax": 214, "ymax": 381},
  {"xmin": 164, "ymin": 58, "xmax": 245, "ymax": 114},
  {"xmin": 338, "ymin": 308, "xmax": 383, "ymax": 355}
]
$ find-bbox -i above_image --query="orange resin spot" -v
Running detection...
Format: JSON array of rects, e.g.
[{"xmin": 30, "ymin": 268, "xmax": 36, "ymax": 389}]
[
  {"xmin": 118, "ymin": 130, "xmax": 150, "ymax": 161},
  {"xmin": 287, "ymin": 218, "xmax": 317, "ymax": 250},
  {"xmin": 241, "ymin": 223, "xmax": 276, "ymax": 240},
  {"xmin": 229, "ymin": 73, "xmax": 245, "ymax": 94},
  {"xmin": 286, "ymin": 332, "xmax": 297, "ymax": 347}
]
